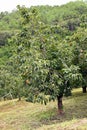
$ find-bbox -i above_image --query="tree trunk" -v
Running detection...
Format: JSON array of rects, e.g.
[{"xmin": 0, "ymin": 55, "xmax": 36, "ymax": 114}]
[
  {"xmin": 4, "ymin": 97, "xmax": 6, "ymax": 101},
  {"xmin": 57, "ymin": 94, "xmax": 63, "ymax": 115},
  {"xmin": 82, "ymin": 86, "xmax": 86, "ymax": 93},
  {"xmin": 18, "ymin": 95, "xmax": 21, "ymax": 101}
]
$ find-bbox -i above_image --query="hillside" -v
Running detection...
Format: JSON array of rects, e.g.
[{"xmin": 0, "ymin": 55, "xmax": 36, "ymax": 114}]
[
  {"xmin": 0, "ymin": 88, "xmax": 87, "ymax": 130},
  {"xmin": 0, "ymin": 1, "xmax": 87, "ymax": 30},
  {"xmin": 0, "ymin": 2, "xmax": 87, "ymax": 129}
]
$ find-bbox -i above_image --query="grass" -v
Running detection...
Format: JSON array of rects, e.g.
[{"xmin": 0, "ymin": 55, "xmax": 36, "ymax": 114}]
[{"xmin": 0, "ymin": 88, "xmax": 87, "ymax": 130}]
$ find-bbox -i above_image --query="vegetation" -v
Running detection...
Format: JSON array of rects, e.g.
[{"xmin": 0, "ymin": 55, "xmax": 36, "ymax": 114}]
[
  {"xmin": 0, "ymin": 88, "xmax": 87, "ymax": 130},
  {"xmin": 0, "ymin": 0, "xmax": 87, "ymax": 116}
]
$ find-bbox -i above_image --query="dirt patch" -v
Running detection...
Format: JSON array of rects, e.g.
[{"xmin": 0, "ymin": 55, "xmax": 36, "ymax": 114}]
[
  {"xmin": 0, "ymin": 121, "xmax": 7, "ymax": 129},
  {"xmin": 65, "ymin": 118, "xmax": 87, "ymax": 130}
]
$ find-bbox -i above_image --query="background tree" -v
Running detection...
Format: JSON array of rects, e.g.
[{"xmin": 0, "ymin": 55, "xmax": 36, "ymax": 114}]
[{"xmin": 71, "ymin": 28, "xmax": 87, "ymax": 93}]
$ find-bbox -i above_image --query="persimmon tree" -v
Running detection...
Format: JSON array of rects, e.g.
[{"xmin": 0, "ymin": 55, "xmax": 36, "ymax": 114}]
[{"xmin": 10, "ymin": 6, "xmax": 82, "ymax": 114}]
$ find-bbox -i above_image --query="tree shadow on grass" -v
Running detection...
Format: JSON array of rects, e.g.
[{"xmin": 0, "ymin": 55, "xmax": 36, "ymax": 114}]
[{"xmin": 35, "ymin": 92, "xmax": 87, "ymax": 127}]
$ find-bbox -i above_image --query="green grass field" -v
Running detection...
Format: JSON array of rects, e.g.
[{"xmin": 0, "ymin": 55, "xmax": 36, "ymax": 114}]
[{"xmin": 0, "ymin": 88, "xmax": 87, "ymax": 130}]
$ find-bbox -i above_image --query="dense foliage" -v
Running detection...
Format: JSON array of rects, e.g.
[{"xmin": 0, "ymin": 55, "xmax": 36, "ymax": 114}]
[{"xmin": 0, "ymin": 1, "xmax": 87, "ymax": 113}]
